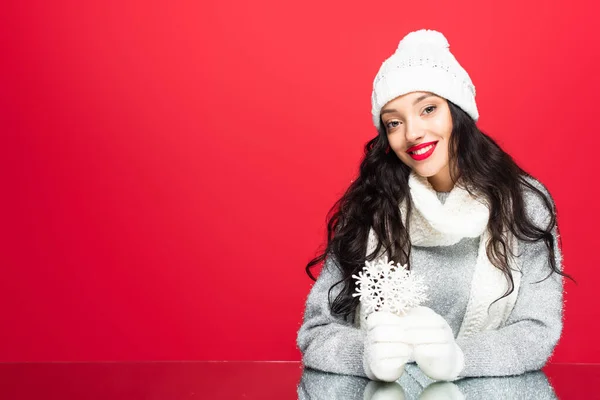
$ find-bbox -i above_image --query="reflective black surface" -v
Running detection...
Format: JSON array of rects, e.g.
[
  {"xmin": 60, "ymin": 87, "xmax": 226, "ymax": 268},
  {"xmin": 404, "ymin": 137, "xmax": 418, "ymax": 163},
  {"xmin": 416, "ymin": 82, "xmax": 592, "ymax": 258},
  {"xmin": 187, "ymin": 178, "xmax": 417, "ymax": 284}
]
[{"xmin": 0, "ymin": 362, "xmax": 598, "ymax": 398}]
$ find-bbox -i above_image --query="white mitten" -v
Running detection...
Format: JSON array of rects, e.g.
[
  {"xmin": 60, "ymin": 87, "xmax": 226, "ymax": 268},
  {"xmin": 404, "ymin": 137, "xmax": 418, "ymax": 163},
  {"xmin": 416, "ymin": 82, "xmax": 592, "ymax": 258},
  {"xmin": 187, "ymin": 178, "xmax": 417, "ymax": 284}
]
[
  {"xmin": 404, "ymin": 306, "xmax": 464, "ymax": 381},
  {"xmin": 363, "ymin": 311, "xmax": 414, "ymax": 382}
]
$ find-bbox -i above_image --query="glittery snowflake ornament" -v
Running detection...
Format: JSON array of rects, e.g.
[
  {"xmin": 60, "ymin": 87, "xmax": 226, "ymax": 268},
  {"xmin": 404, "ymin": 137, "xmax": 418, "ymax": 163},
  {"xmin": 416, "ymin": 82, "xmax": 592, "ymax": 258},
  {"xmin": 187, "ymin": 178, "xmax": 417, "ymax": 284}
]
[{"xmin": 352, "ymin": 256, "xmax": 428, "ymax": 316}]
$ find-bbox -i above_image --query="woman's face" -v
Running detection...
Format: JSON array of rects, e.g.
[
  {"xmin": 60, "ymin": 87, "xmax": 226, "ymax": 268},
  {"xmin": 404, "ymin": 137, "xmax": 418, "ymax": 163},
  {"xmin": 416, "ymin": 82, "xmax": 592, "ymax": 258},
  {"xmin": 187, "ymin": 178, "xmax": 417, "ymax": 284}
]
[{"xmin": 380, "ymin": 91, "xmax": 454, "ymax": 188}]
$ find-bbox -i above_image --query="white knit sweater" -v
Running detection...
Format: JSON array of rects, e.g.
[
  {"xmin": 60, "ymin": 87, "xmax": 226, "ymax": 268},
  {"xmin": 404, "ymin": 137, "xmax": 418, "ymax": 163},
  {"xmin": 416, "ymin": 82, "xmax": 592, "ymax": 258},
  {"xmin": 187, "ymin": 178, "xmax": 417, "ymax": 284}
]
[{"xmin": 296, "ymin": 176, "xmax": 564, "ymax": 378}]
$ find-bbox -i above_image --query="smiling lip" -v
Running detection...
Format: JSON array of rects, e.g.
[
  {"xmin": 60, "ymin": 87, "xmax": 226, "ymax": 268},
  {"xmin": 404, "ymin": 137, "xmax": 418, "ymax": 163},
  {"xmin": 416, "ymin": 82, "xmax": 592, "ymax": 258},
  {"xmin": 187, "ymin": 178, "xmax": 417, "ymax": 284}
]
[
  {"xmin": 407, "ymin": 141, "xmax": 437, "ymax": 161},
  {"xmin": 407, "ymin": 141, "xmax": 438, "ymax": 153}
]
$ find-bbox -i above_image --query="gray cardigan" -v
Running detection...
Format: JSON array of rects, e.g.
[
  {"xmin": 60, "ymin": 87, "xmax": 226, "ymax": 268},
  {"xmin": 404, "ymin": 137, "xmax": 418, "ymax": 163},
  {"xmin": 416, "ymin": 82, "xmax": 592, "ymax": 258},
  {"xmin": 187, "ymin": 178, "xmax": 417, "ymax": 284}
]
[{"xmin": 296, "ymin": 179, "xmax": 564, "ymax": 378}]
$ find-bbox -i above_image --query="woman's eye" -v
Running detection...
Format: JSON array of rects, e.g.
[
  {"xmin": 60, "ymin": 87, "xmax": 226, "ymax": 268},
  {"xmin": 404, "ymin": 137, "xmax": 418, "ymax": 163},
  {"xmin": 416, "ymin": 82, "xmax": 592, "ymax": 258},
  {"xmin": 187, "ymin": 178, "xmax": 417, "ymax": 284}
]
[
  {"xmin": 423, "ymin": 105, "xmax": 437, "ymax": 114},
  {"xmin": 386, "ymin": 120, "xmax": 400, "ymax": 129}
]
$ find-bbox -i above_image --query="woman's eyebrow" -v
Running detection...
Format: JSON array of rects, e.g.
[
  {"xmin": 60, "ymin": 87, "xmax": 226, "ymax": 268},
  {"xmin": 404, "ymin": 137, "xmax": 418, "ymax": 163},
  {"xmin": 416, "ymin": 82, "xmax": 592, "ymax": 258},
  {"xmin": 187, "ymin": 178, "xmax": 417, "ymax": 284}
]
[
  {"xmin": 380, "ymin": 94, "xmax": 436, "ymax": 115},
  {"xmin": 413, "ymin": 93, "xmax": 436, "ymax": 105}
]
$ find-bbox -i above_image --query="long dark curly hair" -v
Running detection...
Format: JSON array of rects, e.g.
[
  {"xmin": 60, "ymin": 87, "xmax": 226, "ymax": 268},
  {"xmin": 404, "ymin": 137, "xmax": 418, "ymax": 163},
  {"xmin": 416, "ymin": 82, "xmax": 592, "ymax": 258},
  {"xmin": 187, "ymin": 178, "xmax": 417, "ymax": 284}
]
[{"xmin": 305, "ymin": 99, "xmax": 575, "ymax": 325}]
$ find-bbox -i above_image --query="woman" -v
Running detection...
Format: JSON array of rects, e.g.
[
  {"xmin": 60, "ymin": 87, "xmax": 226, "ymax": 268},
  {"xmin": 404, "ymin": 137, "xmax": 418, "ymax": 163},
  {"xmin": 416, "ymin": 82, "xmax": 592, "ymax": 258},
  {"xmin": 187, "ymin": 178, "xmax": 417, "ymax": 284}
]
[{"xmin": 296, "ymin": 29, "xmax": 573, "ymax": 382}]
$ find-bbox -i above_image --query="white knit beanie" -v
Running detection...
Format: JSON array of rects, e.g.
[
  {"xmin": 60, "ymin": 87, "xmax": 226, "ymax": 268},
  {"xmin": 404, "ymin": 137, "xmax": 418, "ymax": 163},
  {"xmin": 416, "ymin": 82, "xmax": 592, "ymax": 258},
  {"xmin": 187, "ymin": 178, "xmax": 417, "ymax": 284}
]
[{"xmin": 371, "ymin": 29, "xmax": 479, "ymax": 130}]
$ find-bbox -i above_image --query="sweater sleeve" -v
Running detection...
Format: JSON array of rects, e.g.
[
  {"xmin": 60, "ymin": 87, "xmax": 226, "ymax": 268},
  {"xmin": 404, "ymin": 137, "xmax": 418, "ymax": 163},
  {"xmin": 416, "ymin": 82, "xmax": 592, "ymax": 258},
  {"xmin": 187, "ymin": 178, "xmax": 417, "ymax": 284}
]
[
  {"xmin": 455, "ymin": 370, "xmax": 558, "ymax": 399},
  {"xmin": 297, "ymin": 368, "xmax": 370, "ymax": 400},
  {"xmin": 296, "ymin": 254, "xmax": 368, "ymax": 377},
  {"xmin": 455, "ymin": 180, "xmax": 565, "ymax": 378}
]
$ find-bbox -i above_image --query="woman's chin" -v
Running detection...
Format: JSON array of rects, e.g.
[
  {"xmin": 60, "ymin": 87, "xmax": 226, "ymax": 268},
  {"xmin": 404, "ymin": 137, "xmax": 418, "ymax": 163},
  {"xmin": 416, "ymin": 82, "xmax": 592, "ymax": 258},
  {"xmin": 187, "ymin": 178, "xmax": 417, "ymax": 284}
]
[{"xmin": 410, "ymin": 165, "xmax": 443, "ymax": 178}]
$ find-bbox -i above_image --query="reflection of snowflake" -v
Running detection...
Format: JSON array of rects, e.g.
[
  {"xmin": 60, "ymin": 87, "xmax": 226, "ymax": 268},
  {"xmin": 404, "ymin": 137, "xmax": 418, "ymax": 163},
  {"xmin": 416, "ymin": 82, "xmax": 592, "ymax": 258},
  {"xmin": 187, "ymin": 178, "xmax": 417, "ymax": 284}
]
[{"xmin": 352, "ymin": 256, "xmax": 428, "ymax": 316}]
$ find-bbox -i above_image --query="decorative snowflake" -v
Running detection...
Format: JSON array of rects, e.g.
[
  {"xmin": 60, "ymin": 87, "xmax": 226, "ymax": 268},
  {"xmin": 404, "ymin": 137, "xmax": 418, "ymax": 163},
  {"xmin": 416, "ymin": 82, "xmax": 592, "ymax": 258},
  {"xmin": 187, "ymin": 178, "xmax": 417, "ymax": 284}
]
[{"xmin": 352, "ymin": 256, "xmax": 428, "ymax": 316}]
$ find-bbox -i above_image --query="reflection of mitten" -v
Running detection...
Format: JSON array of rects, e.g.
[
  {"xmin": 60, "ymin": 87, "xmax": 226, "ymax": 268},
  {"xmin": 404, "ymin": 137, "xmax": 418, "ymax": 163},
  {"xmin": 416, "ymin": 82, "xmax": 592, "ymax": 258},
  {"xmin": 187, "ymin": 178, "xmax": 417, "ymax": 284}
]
[
  {"xmin": 406, "ymin": 307, "xmax": 464, "ymax": 381},
  {"xmin": 363, "ymin": 380, "xmax": 406, "ymax": 400},
  {"xmin": 419, "ymin": 381, "xmax": 464, "ymax": 400},
  {"xmin": 363, "ymin": 311, "xmax": 413, "ymax": 382}
]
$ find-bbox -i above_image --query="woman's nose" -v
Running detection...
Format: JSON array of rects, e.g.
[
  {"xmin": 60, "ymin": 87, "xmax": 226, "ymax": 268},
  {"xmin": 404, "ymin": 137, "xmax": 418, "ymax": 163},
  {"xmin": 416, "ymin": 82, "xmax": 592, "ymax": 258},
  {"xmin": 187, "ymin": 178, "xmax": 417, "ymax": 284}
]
[{"xmin": 405, "ymin": 122, "xmax": 425, "ymax": 142}]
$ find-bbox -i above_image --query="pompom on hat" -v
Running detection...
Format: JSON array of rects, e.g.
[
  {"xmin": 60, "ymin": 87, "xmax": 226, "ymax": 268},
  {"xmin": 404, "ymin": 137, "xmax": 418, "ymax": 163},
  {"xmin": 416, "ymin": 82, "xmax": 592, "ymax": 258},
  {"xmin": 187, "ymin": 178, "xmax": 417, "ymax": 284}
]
[{"xmin": 371, "ymin": 29, "xmax": 479, "ymax": 130}]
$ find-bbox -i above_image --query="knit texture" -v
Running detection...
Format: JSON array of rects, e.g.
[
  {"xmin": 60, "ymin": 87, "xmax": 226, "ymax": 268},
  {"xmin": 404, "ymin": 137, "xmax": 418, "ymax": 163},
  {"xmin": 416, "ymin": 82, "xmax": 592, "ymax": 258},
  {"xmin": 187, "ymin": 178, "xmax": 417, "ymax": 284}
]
[{"xmin": 296, "ymin": 176, "xmax": 564, "ymax": 378}]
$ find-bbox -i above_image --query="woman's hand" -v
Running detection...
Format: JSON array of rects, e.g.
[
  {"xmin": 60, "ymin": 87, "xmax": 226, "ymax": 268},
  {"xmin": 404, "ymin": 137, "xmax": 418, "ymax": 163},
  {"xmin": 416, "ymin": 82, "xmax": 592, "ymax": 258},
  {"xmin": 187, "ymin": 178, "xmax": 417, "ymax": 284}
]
[
  {"xmin": 363, "ymin": 311, "xmax": 414, "ymax": 382},
  {"xmin": 404, "ymin": 306, "xmax": 464, "ymax": 381}
]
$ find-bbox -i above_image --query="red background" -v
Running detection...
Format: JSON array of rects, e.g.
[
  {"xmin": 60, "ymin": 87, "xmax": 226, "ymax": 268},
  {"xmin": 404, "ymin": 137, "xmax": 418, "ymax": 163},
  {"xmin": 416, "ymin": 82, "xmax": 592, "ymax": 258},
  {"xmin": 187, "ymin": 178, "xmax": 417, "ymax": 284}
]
[{"xmin": 1, "ymin": 0, "xmax": 598, "ymax": 362}]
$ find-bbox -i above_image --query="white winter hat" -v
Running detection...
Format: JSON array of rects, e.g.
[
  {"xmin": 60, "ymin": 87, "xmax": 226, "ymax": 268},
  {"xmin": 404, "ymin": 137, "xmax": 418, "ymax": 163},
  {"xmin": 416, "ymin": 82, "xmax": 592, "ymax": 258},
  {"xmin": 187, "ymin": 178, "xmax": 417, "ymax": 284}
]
[{"xmin": 371, "ymin": 29, "xmax": 479, "ymax": 130}]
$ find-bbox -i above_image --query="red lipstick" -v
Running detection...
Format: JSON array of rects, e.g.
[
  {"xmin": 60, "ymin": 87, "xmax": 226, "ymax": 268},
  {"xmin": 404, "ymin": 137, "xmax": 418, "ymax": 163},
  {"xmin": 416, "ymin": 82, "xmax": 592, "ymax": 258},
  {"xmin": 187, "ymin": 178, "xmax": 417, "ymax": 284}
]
[{"xmin": 407, "ymin": 141, "xmax": 437, "ymax": 161}]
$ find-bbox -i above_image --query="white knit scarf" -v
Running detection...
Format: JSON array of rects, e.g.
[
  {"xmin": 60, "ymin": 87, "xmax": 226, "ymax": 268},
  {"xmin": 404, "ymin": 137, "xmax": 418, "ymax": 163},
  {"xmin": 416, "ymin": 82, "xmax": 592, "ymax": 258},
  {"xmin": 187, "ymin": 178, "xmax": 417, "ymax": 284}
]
[{"xmin": 363, "ymin": 171, "xmax": 521, "ymax": 340}]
